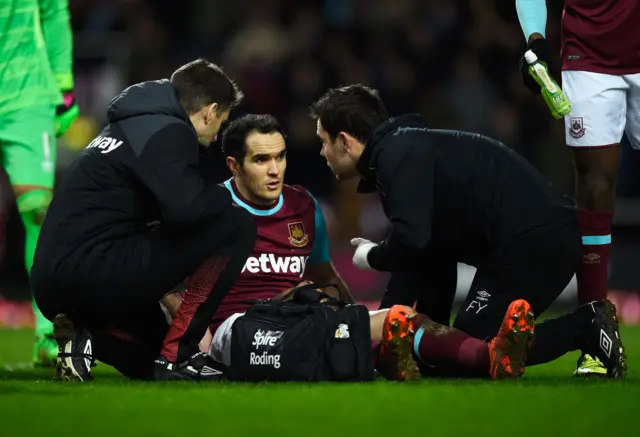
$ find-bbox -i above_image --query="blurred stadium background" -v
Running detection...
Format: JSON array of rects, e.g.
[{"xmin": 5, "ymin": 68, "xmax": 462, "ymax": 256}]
[{"xmin": 1, "ymin": 0, "xmax": 639, "ymax": 328}]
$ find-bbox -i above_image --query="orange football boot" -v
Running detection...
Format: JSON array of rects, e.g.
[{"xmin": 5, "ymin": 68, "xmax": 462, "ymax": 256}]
[
  {"xmin": 488, "ymin": 299, "xmax": 535, "ymax": 380},
  {"xmin": 377, "ymin": 305, "xmax": 421, "ymax": 381}
]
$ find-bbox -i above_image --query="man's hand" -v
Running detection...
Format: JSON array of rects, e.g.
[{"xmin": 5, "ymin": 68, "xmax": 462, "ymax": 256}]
[
  {"xmin": 160, "ymin": 291, "xmax": 184, "ymax": 320},
  {"xmin": 519, "ymin": 36, "xmax": 551, "ymax": 92},
  {"xmin": 350, "ymin": 237, "xmax": 378, "ymax": 270},
  {"xmin": 56, "ymin": 90, "xmax": 79, "ymax": 136}
]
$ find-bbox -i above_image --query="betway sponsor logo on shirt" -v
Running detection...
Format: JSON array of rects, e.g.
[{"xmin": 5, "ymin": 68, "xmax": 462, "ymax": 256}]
[{"xmin": 242, "ymin": 254, "xmax": 309, "ymax": 277}]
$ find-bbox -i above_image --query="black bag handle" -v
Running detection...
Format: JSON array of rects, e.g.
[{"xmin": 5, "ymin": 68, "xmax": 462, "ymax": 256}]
[
  {"xmin": 245, "ymin": 282, "xmax": 348, "ymax": 318},
  {"xmin": 243, "ymin": 282, "xmax": 342, "ymax": 306},
  {"xmin": 270, "ymin": 282, "xmax": 347, "ymax": 309},
  {"xmin": 288, "ymin": 282, "xmax": 343, "ymax": 302}
]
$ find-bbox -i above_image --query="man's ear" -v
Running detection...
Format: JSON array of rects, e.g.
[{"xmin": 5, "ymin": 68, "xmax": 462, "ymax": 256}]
[
  {"xmin": 337, "ymin": 131, "xmax": 353, "ymax": 153},
  {"xmin": 205, "ymin": 103, "xmax": 219, "ymax": 124},
  {"xmin": 226, "ymin": 156, "xmax": 241, "ymax": 176}
]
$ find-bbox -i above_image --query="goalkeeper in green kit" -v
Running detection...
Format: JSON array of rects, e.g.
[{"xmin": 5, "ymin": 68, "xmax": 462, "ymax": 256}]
[{"xmin": 0, "ymin": 0, "xmax": 78, "ymax": 366}]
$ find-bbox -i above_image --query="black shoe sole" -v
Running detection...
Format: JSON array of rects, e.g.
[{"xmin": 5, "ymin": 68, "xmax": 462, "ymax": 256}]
[
  {"xmin": 153, "ymin": 368, "xmax": 199, "ymax": 382},
  {"xmin": 53, "ymin": 314, "xmax": 92, "ymax": 382},
  {"xmin": 153, "ymin": 370, "xmax": 223, "ymax": 382},
  {"xmin": 602, "ymin": 300, "xmax": 628, "ymax": 379}
]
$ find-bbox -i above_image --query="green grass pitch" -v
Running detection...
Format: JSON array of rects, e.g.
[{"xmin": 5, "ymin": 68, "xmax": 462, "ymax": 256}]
[{"xmin": 0, "ymin": 327, "xmax": 637, "ymax": 437}]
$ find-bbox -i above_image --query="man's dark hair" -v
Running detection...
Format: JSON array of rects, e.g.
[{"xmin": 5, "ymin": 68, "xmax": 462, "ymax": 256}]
[
  {"xmin": 221, "ymin": 114, "xmax": 286, "ymax": 164},
  {"xmin": 170, "ymin": 58, "xmax": 243, "ymax": 115},
  {"xmin": 309, "ymin": 84, "xmax": 389, "ymax": 144}
]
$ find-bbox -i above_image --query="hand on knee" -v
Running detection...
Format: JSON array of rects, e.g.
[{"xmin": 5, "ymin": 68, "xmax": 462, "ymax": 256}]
[{"xmin": 160, "ymin": 291, "xmax": 184, "ymax": 320}]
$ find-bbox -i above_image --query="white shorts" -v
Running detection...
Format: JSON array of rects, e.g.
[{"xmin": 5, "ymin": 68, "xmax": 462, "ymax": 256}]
[
  {"xmin": 209, "ymin": 312, "xmax": 245, "ymax": 367},
  {"xmin": 209, "ymin": 309, "xmax": 387, "ymax": 367},
  {"xmin": 562, "ymin": 71, "xmax": 640, "ymax": 149}
]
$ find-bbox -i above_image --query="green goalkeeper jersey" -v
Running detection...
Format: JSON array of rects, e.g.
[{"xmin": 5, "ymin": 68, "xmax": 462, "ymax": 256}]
[{"xmin": 0, "ymin": 0, "xmax": 73, "ymax": 114}]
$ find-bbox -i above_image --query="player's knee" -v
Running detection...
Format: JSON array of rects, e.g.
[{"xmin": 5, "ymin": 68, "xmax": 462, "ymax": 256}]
[
  {"xmin": 575, "ymin": 164, "xmax": 618, "ymax": 202},
  {"xmin": 16, "ymin": 189, "xmax": 53, "ymax": 226},
  {"xmin": 579, "ymin": 171, "xmax": 617, "ymax": 200},
  {"xmin": 573, "ymin": 148, "xmax": 620, "ymax": 204}
]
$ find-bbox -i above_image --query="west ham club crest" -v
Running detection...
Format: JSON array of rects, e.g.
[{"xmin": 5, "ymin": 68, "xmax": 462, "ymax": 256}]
[
  {"xmin": 288, "ymin": 222, "xmax": 309, "ymax": 247},
  {"xmin": 570, "ymin": 117, "xmax": 585, "ymax": 138}
]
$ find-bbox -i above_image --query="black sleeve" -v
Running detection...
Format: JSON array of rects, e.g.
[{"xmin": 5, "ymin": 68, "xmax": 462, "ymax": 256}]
[
  {"xmin": 367, "ymin": 142, "xmax": 434, "ymax": 271},
  {"xmin": 131, "ymin": 123, "xmax": 231, "ymax": 226}
]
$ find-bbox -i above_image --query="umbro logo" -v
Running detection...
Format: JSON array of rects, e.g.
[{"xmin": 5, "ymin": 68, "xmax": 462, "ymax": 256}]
[
  {"xmin": 83, "ymin": 340, "xmax": 93, "ymax": 372},
  {"xmin": 584, "ymin": 253, "xmax": 601, "ymax": 262},
  {"xmin": 475, "ymin": 290, "xmax": 491, "ymax": 302},
  {"xmin": 200, "ymin": 366, "xmax": 222, "ymax": 376},
  {"xmin": 600, "ymin": 329, "xmax": 613, "ymax": 358}
]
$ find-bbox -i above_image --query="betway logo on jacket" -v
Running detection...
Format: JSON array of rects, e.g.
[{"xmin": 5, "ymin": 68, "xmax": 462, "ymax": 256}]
[
  {"xmin": 86, "ymin": 135, "xmax": 124, "ymax": 154},
  {"xmin": 242, "ymin": 254, "xmax": 309, "ymax": 277}
]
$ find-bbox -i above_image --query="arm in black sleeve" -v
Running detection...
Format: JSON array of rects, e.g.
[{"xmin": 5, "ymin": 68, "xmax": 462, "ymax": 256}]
[
  {"xmin": 367, "ymin": 144, "xmax": 435, "ymax": 271},
  {"xmin": 131, "ymin": 123, "xmax": 231, "ymax": 226}
]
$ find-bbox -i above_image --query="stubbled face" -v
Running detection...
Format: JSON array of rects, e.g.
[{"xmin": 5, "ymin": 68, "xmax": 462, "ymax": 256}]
[
  {"xmin": 316, "ymin": 120, "xmax": 360, "ymax": 180},
  {"xmin": 228, "ymin": 131, "xmax": 287, "ymax": 205}
]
